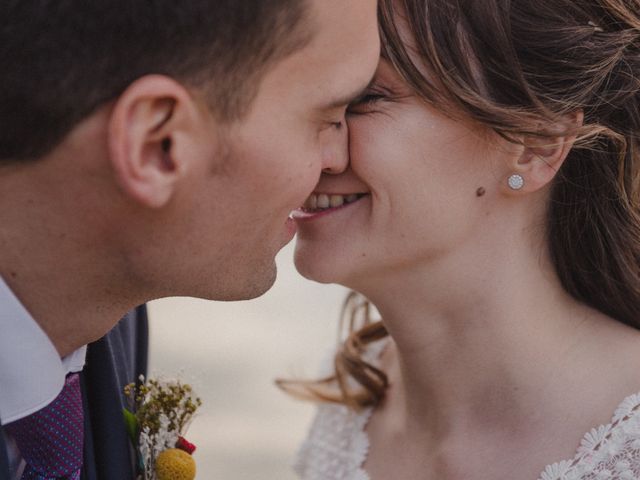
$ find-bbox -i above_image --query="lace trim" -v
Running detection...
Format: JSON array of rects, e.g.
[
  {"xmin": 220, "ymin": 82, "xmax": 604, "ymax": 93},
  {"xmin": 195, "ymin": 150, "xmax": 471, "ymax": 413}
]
[
  {"xmin": 293, "ymin": 341, "xmax": 386, "ymax": 480},
  {"xmin": 294, "ymin": 342, "xmax": 640, "ymax": 480},
  {"xmin": 293, "ymin": 404, "xmax": 373, "ymax": 480},
  {"xmin": 539, "ymin": 393, "xmax": 640, "ymax": 480}
]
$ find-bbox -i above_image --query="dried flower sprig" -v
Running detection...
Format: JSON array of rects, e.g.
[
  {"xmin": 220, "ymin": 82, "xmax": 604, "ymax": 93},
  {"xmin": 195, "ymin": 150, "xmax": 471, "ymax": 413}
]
[{"xmin": 124, "ymin": 376, "xmax": 202, "ymax": 480}]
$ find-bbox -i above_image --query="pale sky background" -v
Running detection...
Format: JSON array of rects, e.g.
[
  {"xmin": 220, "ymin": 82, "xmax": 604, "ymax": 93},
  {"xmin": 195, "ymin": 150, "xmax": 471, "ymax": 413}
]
[{"xmin": 148, "ymin": 242, "xmax": 349, "ymax": 479}]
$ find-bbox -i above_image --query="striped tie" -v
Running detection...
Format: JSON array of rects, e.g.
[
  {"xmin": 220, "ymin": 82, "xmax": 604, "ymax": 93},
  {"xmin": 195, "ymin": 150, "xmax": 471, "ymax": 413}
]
[{"xmin": 5, "ymin": 373, "xmax": 84, "ymax": 479}]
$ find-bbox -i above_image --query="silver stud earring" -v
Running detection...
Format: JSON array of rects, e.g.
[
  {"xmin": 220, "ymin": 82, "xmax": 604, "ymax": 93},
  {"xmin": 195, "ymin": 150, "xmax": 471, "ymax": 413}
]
[{"xmin": 508, "ymin": 174, "xmax": 524, "ymax": 190}]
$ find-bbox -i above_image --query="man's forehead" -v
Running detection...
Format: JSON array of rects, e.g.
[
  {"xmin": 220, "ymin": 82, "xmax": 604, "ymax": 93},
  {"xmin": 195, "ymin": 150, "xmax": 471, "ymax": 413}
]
[
  {"xmin": 271, "ymin": 40, "xmax": 378, "ymax": 110},
  {"xmin": 259, "ymin": 0, "xmax": 379, "ymax": 110},
  {"xmin": 323, "ymin": 77, "xmax": 378, "ymax": 110},
  {"xmin": 303, "ymin": 0, "xmax": 379, "ymax": 60}
]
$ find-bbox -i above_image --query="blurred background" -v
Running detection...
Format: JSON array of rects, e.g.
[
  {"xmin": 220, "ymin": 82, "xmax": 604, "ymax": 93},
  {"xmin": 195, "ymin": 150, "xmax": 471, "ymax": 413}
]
[{"xmin": 147, "ymin": 242, "xmax": 348, "ymax": 479}]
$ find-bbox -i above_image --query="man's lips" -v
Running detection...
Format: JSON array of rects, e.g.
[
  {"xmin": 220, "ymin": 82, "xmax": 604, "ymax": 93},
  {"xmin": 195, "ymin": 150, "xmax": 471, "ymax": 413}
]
[{"xmin": 284, "ymin": 215, "xmax": 297, "ymax": 238}]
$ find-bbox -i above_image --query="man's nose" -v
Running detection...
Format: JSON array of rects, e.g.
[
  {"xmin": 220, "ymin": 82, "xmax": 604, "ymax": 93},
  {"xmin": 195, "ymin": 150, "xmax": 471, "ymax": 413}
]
[{"xmin": 321, "ymin": 122, "xmax": 349, "ymax": 175}]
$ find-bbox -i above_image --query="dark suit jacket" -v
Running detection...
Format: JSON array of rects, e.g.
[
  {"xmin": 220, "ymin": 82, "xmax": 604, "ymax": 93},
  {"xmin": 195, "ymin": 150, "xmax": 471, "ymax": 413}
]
[
  {"xmin": 0, "ymin": 306, "xmax": 148, "ymax": 480},
  {"xmin": 0, "ymin": 423, "xmax": 9, "ymax": 480}
]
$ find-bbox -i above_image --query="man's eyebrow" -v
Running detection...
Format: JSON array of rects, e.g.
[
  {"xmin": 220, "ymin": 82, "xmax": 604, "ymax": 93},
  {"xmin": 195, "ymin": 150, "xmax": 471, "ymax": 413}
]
[{"xmin": 326, "ymin": 77, "xmax": 377, "ymax": 110}]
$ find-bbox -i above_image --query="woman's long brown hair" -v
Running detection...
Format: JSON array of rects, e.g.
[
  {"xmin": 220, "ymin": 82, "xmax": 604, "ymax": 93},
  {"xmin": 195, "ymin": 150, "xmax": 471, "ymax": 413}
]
[{"xmin": 279, "ymin": 0, "xmax": 640, "ymax": 410}]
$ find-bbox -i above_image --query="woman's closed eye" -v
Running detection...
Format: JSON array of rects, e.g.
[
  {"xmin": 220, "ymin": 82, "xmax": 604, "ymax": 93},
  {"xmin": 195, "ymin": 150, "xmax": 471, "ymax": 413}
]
[{"xmin": 347, "ymin": 89, "xmax": 390, "ymax": 115}]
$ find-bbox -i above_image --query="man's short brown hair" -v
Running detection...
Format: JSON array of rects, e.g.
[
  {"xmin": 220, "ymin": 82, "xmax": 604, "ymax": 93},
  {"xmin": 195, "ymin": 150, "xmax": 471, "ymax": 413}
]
[{"xmin": 0, "ymin": 0, "xmax": 311, "ymax": 161}]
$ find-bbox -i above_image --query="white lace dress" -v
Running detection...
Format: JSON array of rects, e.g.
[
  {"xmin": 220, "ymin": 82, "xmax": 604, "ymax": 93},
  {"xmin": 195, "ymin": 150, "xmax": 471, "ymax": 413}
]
[{"xmin": 293, "ymin": 344, "xmax": 640, "ymax": 480}]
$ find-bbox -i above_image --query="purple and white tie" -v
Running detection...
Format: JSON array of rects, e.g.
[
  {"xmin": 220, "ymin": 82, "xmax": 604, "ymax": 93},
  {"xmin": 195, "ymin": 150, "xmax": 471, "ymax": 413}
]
[{"xmin": 5, "ymin": 373, "xmax": 84, "ymax": 479}]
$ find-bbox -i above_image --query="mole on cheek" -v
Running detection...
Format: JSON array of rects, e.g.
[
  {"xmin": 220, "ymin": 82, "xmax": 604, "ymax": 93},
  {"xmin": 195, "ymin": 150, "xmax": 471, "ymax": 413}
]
[{"xmin": 476, "ymin": 187, "xmax": 486, "ymax": 197}]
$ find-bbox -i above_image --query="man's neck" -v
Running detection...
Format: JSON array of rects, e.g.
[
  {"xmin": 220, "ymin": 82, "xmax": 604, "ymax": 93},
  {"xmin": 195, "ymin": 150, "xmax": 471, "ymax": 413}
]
[
  {"xmin": 1, "ymin": 260, "xmax": 133, "ymax": 358},
  {"xmin": 0, "ymin": 159, "xmax": 140, "ymax": 357}
]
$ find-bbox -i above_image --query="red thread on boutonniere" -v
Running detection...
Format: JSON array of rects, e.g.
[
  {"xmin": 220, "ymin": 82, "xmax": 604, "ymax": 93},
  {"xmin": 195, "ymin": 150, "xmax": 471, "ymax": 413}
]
[{"xmin": 176, "ymin": 436, "xmax": 197, "ymax": 455}]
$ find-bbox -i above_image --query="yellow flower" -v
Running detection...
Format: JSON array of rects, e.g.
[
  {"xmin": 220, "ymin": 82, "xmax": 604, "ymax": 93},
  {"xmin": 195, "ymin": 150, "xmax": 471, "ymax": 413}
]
[{"xmin": 155, "ymin": 448, "xmax": 196, "ymax": 480}]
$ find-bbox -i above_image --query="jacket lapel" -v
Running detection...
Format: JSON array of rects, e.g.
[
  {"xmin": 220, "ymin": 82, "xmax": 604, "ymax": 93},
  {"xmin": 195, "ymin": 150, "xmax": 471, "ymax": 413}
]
[{"xmin": 81, "ymin": 306, "xmax": 148, "ymax": 480}]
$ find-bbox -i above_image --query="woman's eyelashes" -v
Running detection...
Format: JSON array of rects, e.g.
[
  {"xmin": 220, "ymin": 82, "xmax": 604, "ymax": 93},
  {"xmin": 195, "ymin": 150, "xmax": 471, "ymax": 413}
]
[{"xmin": 347, "ymin": 89, "xmax": 390, "ymax": 115}]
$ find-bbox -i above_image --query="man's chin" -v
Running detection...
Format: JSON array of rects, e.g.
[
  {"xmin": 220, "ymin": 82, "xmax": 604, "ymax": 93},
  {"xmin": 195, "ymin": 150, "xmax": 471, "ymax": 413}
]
[{"xmin": 208, "ymin": 262, "xmax": 278, "ymax": 302}]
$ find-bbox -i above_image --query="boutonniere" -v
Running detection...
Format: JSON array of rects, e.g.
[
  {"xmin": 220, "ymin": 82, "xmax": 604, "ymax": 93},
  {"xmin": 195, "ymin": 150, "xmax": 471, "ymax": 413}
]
[{"xmin": 124, "ymin": 376, "xmax": 202, "ymax": 480}]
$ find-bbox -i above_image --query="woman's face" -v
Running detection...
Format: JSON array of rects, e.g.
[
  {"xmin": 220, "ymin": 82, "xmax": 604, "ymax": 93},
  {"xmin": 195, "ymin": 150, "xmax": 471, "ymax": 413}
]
[{"xmin": 293, "ymin": 58, "xmax": 518, "ymax": 288}]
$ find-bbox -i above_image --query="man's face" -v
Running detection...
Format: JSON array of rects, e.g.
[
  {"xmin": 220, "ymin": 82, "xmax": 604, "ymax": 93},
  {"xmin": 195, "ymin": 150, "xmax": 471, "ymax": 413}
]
[{"xmin": 181, "ymin": 0, "xmax": 380, "ymax": 300}]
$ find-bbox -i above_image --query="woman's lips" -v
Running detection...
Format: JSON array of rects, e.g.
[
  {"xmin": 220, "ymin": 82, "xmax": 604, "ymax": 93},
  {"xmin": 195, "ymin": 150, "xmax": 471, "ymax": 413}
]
[
  {"xmin": 291, "ymin": 192, "xmax": 369, "ymax": 220},
  {"xmin": 304, "ymin": 193, "xmax": 364, "ymax": 210}
]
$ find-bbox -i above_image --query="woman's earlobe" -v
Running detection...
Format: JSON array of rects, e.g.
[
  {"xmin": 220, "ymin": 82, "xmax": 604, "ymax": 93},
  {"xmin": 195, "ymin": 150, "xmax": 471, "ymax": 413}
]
[
  {"xmin": 509, "ymin": 112, "xmax": 583, "ymax": 194},
  {"xmin": 505, "ymin": 141, "xmax": 565, "ymax": 194}
]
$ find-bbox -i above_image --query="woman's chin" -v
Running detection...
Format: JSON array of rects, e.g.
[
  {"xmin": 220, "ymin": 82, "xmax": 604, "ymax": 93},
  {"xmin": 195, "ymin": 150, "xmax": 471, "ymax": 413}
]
[
  {"xmin": 293, "ymin": 246, "xmax": 348, "ymax": 285},
  {"xmin": 294, "ymin": 258, "xmax": 340, "ymax": 285}
]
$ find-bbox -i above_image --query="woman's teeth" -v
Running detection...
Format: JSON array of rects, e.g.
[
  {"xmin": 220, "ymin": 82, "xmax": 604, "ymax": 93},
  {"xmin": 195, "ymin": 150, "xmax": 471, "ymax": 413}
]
[{"xmin": 303, "ymin": 193, "xmax": 363, "ymax": 212}]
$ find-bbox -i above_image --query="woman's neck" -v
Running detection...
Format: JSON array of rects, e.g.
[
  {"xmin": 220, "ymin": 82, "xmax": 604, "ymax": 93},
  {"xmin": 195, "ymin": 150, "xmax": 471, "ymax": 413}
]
[{"xmin": 354, "ymin": 238, "xmax": 621, "ymax": 440}]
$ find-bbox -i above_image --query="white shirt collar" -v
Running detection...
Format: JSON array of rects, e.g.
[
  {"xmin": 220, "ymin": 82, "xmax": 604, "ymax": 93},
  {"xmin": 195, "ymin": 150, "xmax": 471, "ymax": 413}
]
[{"xmin": 0, "ymin": 276, "xmax": 86, "ymax": 424}]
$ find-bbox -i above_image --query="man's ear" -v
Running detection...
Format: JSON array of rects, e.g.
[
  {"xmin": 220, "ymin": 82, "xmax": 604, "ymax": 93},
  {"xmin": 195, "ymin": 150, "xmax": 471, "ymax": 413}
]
[
  {"xmin": 108, "ymin": 75, "xmax": 204, "ymax": 208},
  {"xmin": 504, "ymin": 111, "xmax": 584, "ymax": 194}
]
